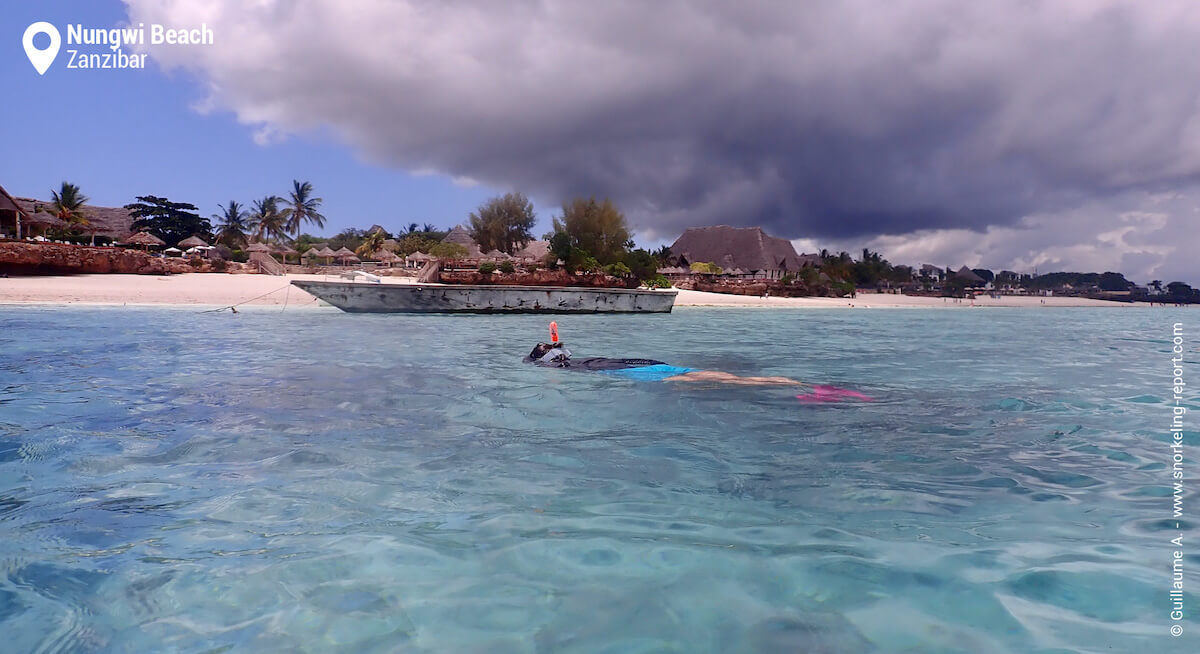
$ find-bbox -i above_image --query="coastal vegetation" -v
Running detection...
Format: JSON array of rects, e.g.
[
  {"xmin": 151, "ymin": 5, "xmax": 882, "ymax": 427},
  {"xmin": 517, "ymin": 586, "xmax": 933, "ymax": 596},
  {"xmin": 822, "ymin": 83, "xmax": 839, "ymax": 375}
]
[
  {"xmin": 538, "ymin": 196, "xmax": 673, "ymax": 284},
  {"xmin": 281, "ymin": 180, "xmax": 326, "ymax": 238},
  {"xmin": 250, "ymin": 196, "xmax": 286, "ymax": 243},
  {"xmin": 9, "ymin": 179, "xmax": 1198, "ymax": 301},
  {"xmin": 468, "ymin": 192, "xmax": 536, "ymax": 255},
  {"xmin": 47, "ymin": 182, "xmax": 98, "ymax": 245},
  {"xmin": 213, "ymin": 201, "xmax": 250, "ymax": 250},
  {"xmin": 124, "ymin": 195, "xmax": 211, "ymax": 246},
  {"xmin": 549, "ymin": 197, "xmax": 632, "ymax": 266},
  {"xmin": 355, "ymin": 229, "xmax": 388, "ymax": 259}
]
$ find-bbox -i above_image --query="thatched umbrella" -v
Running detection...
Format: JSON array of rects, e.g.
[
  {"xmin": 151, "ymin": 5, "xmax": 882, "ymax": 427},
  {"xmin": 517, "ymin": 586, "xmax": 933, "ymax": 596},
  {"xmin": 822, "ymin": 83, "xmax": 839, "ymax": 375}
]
[
  {"xmin": 124, "ymin": 231, "xmax": 166, "ymax": 250},
  {"xmin": 25, "ymin": 213, "xmax": 67, "ymax": 238},
  {"xmin": 311, "ymin": 246, "xmax": 336, "ymax": 265},
  {"xmin": 178, "ymin": 235, "xmax": 210, "ymax": 249},
  {"xmin": 376, "ymin": 250, "xmax": 400, "ymax": 267},
  {"xmin": 334, "ymin": 247, "xmax": 359, "ymax": 265},
  {"xmin": 245, "ymin": 242, "xmax": 275, "ymax": 265},
  {"xmin": 275, "ymin": 244, "xmax": 299, "ymax": 263},
  {"xmin": 406, "ymin": 251, "xmax": 433, "ymax": 268}
]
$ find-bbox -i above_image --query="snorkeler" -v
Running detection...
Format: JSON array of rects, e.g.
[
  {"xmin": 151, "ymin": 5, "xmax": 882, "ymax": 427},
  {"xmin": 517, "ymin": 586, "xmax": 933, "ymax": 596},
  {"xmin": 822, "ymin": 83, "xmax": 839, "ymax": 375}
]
[{"xmin": 525, "ymin": 323, "xmax": 872, "ymax": 399}]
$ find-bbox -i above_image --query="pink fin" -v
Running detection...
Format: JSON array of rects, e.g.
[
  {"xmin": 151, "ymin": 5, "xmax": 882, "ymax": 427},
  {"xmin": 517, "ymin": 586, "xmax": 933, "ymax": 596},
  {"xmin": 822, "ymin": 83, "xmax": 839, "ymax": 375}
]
[{"xmin": 797, "ymin": 384, "xmax": 874, "ymax": 403}]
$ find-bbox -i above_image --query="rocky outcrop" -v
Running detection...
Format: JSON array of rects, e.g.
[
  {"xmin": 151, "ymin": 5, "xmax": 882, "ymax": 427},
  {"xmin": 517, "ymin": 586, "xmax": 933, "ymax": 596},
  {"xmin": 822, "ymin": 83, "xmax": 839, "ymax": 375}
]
[
  {"xmin": 0, "ymin": 242, "xmax": 256, "ymax": 275},
  {"xmin": 438, "ymin": 268, "xmax": 639, "ymax": 288}
]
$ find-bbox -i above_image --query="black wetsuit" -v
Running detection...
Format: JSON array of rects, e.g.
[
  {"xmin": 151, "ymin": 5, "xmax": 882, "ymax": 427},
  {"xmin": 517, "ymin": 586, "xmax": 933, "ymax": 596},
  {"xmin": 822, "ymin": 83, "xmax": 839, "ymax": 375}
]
[{"xmin": 525, "ymin": 346, "xmax": 693, "ymax": 381}]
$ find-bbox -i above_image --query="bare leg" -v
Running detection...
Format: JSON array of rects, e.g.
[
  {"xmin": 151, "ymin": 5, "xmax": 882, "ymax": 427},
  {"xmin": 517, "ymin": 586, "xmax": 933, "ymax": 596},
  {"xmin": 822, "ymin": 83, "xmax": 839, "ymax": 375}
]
[{"xmin": 665, "ymin": 371, "xmax": 805, "ymax": 386}]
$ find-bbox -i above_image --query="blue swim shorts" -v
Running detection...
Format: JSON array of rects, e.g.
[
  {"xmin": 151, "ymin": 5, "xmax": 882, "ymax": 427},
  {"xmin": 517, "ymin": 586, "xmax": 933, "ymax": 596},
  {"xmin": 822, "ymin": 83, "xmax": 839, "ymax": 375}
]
[{"xmin": 598, "ymin": 364, "xmax": 696, "ymax": 382}]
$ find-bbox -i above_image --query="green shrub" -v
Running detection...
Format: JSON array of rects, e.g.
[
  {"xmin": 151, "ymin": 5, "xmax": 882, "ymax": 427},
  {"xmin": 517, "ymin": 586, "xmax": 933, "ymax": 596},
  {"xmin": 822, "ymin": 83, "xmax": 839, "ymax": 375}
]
[
  {"xmin": 478, "ymin": 262, "xmax": 497, "ymax": 274},
  {"xmin": 430, "ymin": 242, "xmax": 469, "ymax": 259},
  {"xmin": 605, "ymin": 262, "xmax": 632, "ymax": 277},
  {"xmin": 621, "ymin": 249, "xmax": 659, "ymax": 281},
  {"xmin": 231, "ymin": 249, "xmax": 248, "ymax": 263},
  {"xmin": 210, "ymin": 258, "xmax": 228, "ymax": 272},
  {"xmin": 833, "ymin": 281, "xmax": 856, "ymax": 297},
  {"xmin": 580, "ymin": 256, "xmax": 601, "ymax": 273},
  {"xmin": 498, "ymin": 261, "xmax": 515, "ymax": 274},
  {"xmin": 187, "ymin": 257, "xmax": 204, "ymax": 269},
  {"xmin": 644, "ymin": 275, "xmax": 673, "ymax": 289}
]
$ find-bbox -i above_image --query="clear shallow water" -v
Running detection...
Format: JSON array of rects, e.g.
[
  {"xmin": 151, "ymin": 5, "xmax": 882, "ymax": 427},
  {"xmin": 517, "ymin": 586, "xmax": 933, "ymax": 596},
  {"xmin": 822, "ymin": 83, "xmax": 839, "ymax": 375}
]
[{"xmin": 0, "ymin": 305, "xmax": 1196, "ymax": 653}]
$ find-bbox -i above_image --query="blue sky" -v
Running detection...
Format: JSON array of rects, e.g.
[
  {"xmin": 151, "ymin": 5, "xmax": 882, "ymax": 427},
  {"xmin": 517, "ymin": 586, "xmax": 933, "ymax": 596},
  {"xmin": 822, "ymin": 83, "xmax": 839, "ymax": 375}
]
[{"xmin": 2, "ymin": 0, "xmax": 511, "ymax": 238}]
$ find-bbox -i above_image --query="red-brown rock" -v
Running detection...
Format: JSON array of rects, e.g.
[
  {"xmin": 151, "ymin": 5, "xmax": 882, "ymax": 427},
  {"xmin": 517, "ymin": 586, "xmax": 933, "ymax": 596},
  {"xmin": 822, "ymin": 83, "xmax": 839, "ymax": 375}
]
[{"xmin": 0, "ymin": 242, "xmax": 255, "ymax": 275}]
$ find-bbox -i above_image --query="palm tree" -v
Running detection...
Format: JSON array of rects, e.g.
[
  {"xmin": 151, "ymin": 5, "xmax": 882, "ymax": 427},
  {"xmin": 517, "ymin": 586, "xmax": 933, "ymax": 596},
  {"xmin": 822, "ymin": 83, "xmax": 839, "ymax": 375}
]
[
  {"xmin": 213, "ymin": 201, "xmax": 249, "ymax": 249},
  {"xmin": 281, "ymin": 180, "xmax": 326, "ymax": 237},
  {"xmin": 422, "ymin": 223, "xmax": 436, "ymax": 233},
  {"xmin": 48, "ymin": 181, "xmax": 93, "ymax": 243},
  {"xmin": 404, "ymin": 222, "xmax": 419, "ymax": 235},
  {"xmin": 249, "ymin": 195, "xmax": 285, "ymax": 243},
  {"xmin": 356, "ymin": 230, "xmax": 386, "ymax": 259}
]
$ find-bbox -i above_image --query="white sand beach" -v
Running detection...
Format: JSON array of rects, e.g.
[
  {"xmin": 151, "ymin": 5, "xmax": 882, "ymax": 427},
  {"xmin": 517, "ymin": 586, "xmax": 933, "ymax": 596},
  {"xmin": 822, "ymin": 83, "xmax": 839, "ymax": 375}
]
[
  {"xmin": 672, "ymin": 288, "xmax": 1132, "ymax": 308},
  {"xmin": 0, "ymin": 273, "xmax": 1142, "ymax": 309}
]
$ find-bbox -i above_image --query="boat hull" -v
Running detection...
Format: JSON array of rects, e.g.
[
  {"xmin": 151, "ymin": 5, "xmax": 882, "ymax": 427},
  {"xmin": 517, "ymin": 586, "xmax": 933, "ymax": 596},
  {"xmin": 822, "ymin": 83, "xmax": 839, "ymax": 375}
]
[{"xmin": 291, "ymin": 280, "xmax": 678, "ymax": 313}]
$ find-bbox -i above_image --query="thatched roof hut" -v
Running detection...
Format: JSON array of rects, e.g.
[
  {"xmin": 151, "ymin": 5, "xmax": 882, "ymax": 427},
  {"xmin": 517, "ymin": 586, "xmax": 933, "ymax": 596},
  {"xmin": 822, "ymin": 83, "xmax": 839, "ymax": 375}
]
[
  {"xmin": 513, "ymin": 240, "xmax": 550, "ymax": 261},
  {"xmin": 407, "ymin": 251, "xmax": 435, "ymax": 262},
  {"xmin": 245, "ymin": 242, "xmax": 272, "ymax": 253},
  {"xmin": 124, "ymin": 231, "xmax": 166, "ymax": 248},
  {"xmin": 15, "ymin": 197, "xmax": 132, "ymax": 238},
  {"xmin": 954, "ymin": 266, "xmax": 986, "ymax": 284},
  {"xmin": 442, "ymin": 225, "xmax": 484, "ymax": 258},
  {"xmin": 334, "ymin": 246, "xmax": 358, "ymax": 260},
  {"xmin": 25, "ymin": 212, "xmax": 67, "ymax": 230},
  {"xmin": 0, "ymin": 183, "xmax": 30, "ymax": 238},
  {"xmin": 376, "ymin": 250, "xmax": 400, "ymax": 263},
  {"xmin": 670, "ymin": 226, "xmax": 814, "ymax": 278}
]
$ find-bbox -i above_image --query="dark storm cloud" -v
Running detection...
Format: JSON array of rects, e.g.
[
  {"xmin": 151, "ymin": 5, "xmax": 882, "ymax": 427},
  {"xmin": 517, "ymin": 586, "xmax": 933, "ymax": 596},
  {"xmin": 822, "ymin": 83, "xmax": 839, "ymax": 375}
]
[{"xmin": 128, "ymin": 0, "xmax": 1200, "ymax": 243}]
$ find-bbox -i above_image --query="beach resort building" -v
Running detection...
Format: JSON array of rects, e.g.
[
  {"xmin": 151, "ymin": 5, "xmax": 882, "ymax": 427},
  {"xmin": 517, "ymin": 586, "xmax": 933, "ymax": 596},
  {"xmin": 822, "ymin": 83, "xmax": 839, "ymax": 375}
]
[
  {"xmin": 668, "ymin": 225, "xmax": 818, "ymax": 280},
  {"xmin": 919, "ymin": 264, "xmax": 945, "ymax": 283},
  {"xmin": 0, "ymin": 183, "xmax": 29, "ymax": 239},
  {"xmin": 442, "ymin": 225, "xmax": 485, "ymax": 259},
  {"xmin": 952, "ymin": 266, "xmax": 986, "ymax": 286},
  {"xmin": 0, "ymin": 185, "xmax": 134, "ymax": 242}
]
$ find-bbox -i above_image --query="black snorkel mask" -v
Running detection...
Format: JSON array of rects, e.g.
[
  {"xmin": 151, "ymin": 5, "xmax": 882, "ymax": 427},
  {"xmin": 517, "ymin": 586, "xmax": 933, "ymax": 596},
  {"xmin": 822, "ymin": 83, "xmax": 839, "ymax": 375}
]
[{"xmin": 526, "ymin": 342, "xmax": 571, "ymax": 365}]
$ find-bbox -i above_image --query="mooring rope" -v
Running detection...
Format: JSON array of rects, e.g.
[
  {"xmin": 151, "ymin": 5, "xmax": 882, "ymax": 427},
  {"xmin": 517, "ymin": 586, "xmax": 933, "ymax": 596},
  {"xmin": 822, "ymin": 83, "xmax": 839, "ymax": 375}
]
[{"xmin": 197, "ymin": 283, "xmax": 293, "ymax": 313}]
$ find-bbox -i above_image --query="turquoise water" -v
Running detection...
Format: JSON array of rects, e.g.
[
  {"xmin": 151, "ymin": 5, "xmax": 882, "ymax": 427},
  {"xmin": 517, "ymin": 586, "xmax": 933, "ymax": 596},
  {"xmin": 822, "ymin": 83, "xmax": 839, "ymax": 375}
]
[{"xmin": 1, "ymin": 305, "xmax": 1196, "ymax": 653}]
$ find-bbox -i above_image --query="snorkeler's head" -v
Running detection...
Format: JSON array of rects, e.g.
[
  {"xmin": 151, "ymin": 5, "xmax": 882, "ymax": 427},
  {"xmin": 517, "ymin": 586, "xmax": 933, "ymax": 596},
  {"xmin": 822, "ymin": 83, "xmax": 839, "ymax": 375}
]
[
  {"xmin": 527, "ymin": 342, "xmax": 571, "ymax": 363},
  {"xmin": 528, "ymin": 342, "xmax": 559, "ymax": 360}
]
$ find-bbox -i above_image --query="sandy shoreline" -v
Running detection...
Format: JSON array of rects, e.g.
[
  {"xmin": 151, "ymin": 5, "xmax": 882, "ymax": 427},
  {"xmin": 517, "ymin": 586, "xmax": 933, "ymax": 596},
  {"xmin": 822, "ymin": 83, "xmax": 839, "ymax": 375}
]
[{"xmin": 0, "ymin": 272, "xmax": 1150, "ymax": 309}]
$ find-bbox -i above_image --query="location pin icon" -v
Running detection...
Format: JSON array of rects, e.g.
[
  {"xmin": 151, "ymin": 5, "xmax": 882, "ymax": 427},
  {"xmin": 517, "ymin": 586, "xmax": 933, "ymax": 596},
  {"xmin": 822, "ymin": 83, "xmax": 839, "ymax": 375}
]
[{"xmin": 23, "ymin": 22, "xmax": 61, "ymax": 75}]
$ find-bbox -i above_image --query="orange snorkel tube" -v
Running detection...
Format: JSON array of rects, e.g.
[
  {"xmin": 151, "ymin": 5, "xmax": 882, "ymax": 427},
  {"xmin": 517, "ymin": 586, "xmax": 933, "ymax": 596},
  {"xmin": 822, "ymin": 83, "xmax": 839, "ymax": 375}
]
[{"xmin": 549, "ymin": 321, "xmax": 560, "ymax": 344}]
